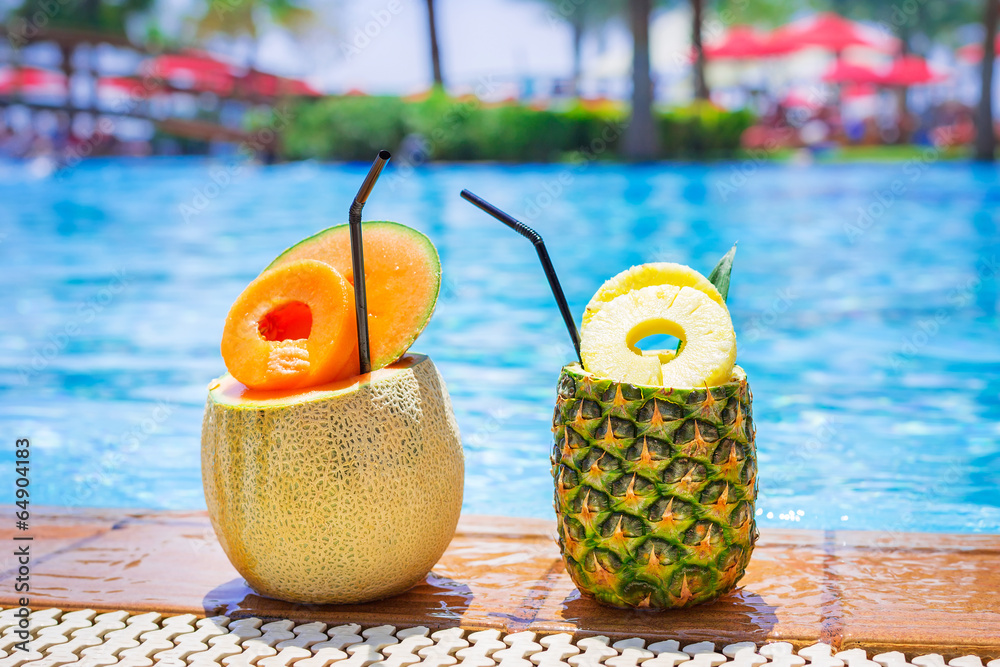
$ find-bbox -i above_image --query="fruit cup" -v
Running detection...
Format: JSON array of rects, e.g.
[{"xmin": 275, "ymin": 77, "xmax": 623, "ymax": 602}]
[
  {"xmin": 202, "ymin": 152, "xmax": 464, "ymax": 604},
  {"xmin": 551, "ymin": 363, "xmax": 756, "ymax": 609},
  {"xmin": 202, "ymin": 354, "xmax": 463, "ymax": 604},
  {"xmin": 459, "ymin": 191, "xmax": 755, "ymax": 610}
]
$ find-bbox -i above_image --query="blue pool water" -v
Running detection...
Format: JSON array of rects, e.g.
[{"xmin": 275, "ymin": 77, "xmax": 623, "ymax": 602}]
[{"xmin": 2, "ymin": 158, "xmax": 998, "ymax": 533}]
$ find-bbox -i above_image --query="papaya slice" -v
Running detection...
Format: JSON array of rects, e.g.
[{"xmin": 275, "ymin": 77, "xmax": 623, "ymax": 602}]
[
  {"xmin": 266, "ymin": 221, "xmax": 441, "ymax": 374},
  {"xmin": 221, "ymin": 259, "xmax": 357, "ymax": 390}
]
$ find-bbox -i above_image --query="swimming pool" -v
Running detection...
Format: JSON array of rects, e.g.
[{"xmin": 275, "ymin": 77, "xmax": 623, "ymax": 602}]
[{"xmin": 2, "ymin": 158, "xmax": 998, "ymax": 533}]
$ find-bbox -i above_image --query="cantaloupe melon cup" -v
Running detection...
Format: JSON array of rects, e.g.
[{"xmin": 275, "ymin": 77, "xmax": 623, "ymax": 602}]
[
  {"xmin": 203, "ymin": 221, "xmax": 463, "ymax": 604},
  {"xmin": 202, "ymin": 354, "xmax": 464, "ymax": 604}
]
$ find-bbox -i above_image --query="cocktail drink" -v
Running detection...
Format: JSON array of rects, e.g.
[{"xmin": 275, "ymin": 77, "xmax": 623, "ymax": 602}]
[
  {"xmin": 202, "ymin": 352, "xmax": 463, "ymax": 604},
  {"xmin": 201, "ymin": 155, "xmax": 463, "ymax": 604},
  {"xmin": 460, "ymin": 189, "xmax": 755, "ymax": 611},
  {"xmin": 553, "ymin": 261, "xmax": 757, "ymax": 609}
]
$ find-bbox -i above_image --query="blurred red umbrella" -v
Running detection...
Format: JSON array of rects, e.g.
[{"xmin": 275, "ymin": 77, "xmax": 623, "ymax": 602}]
[
  {"xmin": 877, "ymin": 55, "xmax": 947, "ymax": 86},
  {"xmin": 957, "ymin": 43, "xmax": 983, "ymax": 63},
  {"xmin": 98, "ymin": 76, "xmax": 162, "ymax": 95},
  {"xmin": 843, "ymin": 83, "xmax": 877, "ymax": 99},
  {"xmin": 821, "ymin": 60, "xmax": 882, "ymax": 84},
  {"xmin": 145, "ymin": 53, "xmax": 322, "ymax": 98},
  {"xmin": 246, "ymin": 71, "xmax": 321, "ymax": 97},
  {"xmin": 704, "ymin": 26, "xmax": 778, "ymax": 60},
  {"xmin": 956, "ymin": 38, "xmax": 1000, "ymax": 64},
  {"xmin": 152, "ymin": 52, "xmax": 234, "ymax": 75},
  {"xmin": 98, "ymin": 76, "xmax": 136, "ymax": 92},
  {"xmin": 770, "ymin": 13, "xmax": 899, "ymax": 55},
  {"xmin": 144, "ymin": 52, "xmax": 237, "ymax": 95},
  {"xmin": 782, "ymin": 89, "xmax": 823, "ymax": 110},
  {"xmin": 0, "ymin": 67, "xmax": 67, "ymax": 95}
]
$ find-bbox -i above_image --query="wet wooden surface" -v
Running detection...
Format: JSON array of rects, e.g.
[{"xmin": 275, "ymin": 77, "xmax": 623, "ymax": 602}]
[{"xmin": 1, "ymin": 507, "xmax": 998, "ymax": 658}]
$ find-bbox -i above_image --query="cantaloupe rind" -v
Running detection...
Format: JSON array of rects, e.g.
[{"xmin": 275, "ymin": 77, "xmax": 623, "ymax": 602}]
[{"xmin": 202, "ymin": 353, "xmax": 464, "ymax": 604}]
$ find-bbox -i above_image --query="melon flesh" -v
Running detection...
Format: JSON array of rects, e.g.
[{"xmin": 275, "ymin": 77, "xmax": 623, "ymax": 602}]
[
  {"xmin": 220, "ymin": 259, "xmax": 357, "ymax": 390},
  {"xmin": 267, "ymin": 221, "xmax": 441, "ymax": 375},
  {"xmin": 201, "ymin": 354, "xmax": 464, "ymax": 604}
]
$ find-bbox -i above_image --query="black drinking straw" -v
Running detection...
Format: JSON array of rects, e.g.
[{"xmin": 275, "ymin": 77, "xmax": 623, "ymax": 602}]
[
  {"xmin": 460, "ymin": 189, "xmax": 582, "ymax": 364},
  {"xmin": 349, "ymin": 150, "xmax": 391, "ymax": 375}
]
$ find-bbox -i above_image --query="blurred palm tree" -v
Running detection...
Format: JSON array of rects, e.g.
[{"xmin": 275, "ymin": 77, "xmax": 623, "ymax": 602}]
[
  {"xmin": 626, "ymin": 0, "xmax": 738, "ymax": 158},
  {"xmin": 527, "ymin": 0, "xmax": 720, "ymax": 156},
  {"xmin": 653, "ymin": 0, "xmax": 707, "ymax": 101},
  {"xmin": 425, "ymin": 0, "xmax": 444, "ymax": 88},
  {"xmin": 683, "ymin": 0, "xmax": 802, "ymax": 102},
  {"xmin": 532, "ymin": 0, "xmax": 796, "ymax": 157},
  {"xmin": 194, "ymin": 0, "xmax": 313, "ymax": 43},
  {"xmin": 190, "ymin": 0, "xmax": 314, "ymax": 74},
  {"xmin": 521, "ymin": 0, "xmax": 658, "ymax": 157},
  {"xmin": 622, "ymin": 0, "xmax": 658, "ymax": 158},
  {"xmin": 522, "ymin": 0, "xmax": 661, "ymax": 157},
  {"xmin": 690, "ymin": 0, "xmax": 708, "ymax": 99},
  {"xmin": 623, "ymin": 0, "xmax": 712, "ymax": 158}
]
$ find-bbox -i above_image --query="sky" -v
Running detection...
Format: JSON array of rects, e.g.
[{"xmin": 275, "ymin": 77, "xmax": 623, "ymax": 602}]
[
  {"xmin": 1, "ymin": 0, "xmax": 981, "ymax": 108},
  {"xmin": 196, "ymin": 0, "xmax": 973, "ymax": 106},
  {"xmin": 199, "ymin": 0, "xmax": 687, "ymax": 97}
]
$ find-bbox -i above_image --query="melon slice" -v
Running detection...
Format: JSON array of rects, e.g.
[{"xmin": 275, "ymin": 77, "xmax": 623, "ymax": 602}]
[
  {"xmin": 221, "ymin": 259, "xmax": 357, "ymax": 390},
  {"xmin": 266, "ymin": 221, "xmax": 441, "ymax": 375}
]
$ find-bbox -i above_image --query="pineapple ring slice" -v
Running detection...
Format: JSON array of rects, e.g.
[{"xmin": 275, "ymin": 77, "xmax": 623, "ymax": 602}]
[
  {"xmin": 580, "ymin": 285, "xmax": 737, "ymax": 388},
  {"xmin": 583, "ymin": 262, "xmax": 725, "ymax": 326}
]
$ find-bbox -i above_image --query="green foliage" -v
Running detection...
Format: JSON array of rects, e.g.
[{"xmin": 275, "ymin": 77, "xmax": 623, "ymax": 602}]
[
  {"xmin": 14, "ymin": 0, "xmax": 154, "ymax": 35},
  {"xmin": 713, "ymin": 0, "xmax": 811, "ymax": 27},
  {"xmin": 404, "ymin": 92, "xmax": 482, "ymax": 160},
  {"xmin": 422, "ymin": 103, "xmax": 585, "ymax": 161},
  {"xmin": 192, "ymin": 0, "xmax": 315, "ymax": 40},
  {"xmin": 280, "ymin": 95, "xmax": 753, "ymax": 162},
  {"xmin": 658, "ymin": 103, "xmax": 755, "ymax": 158},
  {"xmin": 280, "ymin": 96, "xmax": 409, "ymax": 162}
]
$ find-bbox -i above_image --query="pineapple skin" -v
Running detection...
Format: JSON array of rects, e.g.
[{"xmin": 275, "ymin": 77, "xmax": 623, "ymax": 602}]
[{"xmin": 551, "ymin": 363, "xmax": 758, "ymax": 609}]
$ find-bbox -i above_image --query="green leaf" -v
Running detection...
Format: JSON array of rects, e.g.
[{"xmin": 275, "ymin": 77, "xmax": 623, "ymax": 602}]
[
  {"xmin": 675, "ymin": 243, "xmax": 738, "ymax": 356},
  {"xmin": 708, "ymin": 243, "xmax": 737, "ymax": 302}
]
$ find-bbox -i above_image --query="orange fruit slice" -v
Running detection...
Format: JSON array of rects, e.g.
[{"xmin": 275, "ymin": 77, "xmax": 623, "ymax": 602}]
[
  {"xmin": 221, "ymin": 259, "xmax": 357, "ymax": 390},
  {"xmin": 266, "ymin": 221, "xmax": 441, "ymax": 374}
]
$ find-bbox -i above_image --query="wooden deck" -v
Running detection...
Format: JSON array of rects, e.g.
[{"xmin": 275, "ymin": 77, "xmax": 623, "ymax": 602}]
[{"xmin": 1, "ymin": 508, "xmax": 998, "ymax": 659}]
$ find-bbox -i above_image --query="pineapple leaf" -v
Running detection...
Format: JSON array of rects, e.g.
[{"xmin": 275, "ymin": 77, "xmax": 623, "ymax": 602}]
[
  {"xmin": 675, "ymin": 244, "xmax": 738, "ymax": 355},
  {"xmin": 708, "ymin": 243, "xmax": 737, "ymax": 302}
]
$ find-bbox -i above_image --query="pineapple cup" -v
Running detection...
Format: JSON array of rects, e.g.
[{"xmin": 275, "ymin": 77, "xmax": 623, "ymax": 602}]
[{"xmin": 551, "ymin": 363, "xmax": 758, "ymax": 609}]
